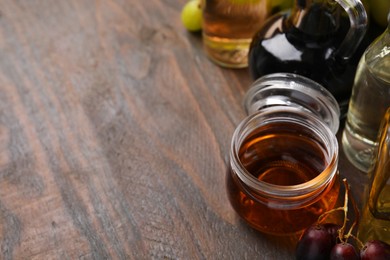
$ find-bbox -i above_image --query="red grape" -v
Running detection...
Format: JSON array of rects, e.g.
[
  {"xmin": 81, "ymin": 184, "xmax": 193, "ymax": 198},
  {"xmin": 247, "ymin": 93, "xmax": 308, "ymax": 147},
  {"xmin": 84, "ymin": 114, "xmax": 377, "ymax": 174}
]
[
  {"xmin": 360, "ymin": 240, "xmax": 390, "ymax": 260},
  {"xmin": 330, "ymin": 242, "xmax": 359, "ymax": 260},
  {"xmin": 295, "ymin": 179, "xmax": 389, "ymax": 260},
  {"xmin": 323, "ymin": 223, "xmax": 341, "ymax": 245},
  {"xmin": 295, "ymin": 224, "xmax": 334, "ymax": 260}
]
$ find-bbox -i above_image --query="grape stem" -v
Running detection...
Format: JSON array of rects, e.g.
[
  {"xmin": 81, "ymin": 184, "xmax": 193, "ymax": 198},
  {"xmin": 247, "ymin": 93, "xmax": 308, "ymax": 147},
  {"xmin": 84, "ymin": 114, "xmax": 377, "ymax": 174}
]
[
  {"xmin": 316, "ymin": 178, "xmax": 363, "ymax": 246},
  {"xmin": 344, "ymin": 180, "xmax": 360, "ymax": 242}
]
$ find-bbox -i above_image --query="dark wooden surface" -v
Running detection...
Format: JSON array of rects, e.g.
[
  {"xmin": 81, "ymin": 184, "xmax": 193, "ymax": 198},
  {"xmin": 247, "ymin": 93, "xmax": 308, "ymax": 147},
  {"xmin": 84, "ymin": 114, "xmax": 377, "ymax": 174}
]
[{"xmin": 0, "ymin": 0, "xmax": 370, "ymax": 259}]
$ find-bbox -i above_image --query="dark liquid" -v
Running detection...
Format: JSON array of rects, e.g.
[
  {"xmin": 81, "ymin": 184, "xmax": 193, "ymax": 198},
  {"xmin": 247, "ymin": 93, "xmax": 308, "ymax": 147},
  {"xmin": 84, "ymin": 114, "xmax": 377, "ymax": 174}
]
[
  {"xmin": 226, "ymin": 121, "xmax": 340, "ymax": 235},
  {"xmin": 248, "ymin": 10, "xmax": 358, "ymax": 115}
]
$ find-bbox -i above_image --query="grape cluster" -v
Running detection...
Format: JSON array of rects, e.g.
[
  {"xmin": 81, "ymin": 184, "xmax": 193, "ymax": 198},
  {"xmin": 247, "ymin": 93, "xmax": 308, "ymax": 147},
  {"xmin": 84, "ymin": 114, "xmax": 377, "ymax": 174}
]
[
  {"xmin": 296, "ymin": 223, "xmax": 390, "ymax": 259},
  {"xmin": 295, "ymin": 179, "xmax": 390, "ymax": 260}
]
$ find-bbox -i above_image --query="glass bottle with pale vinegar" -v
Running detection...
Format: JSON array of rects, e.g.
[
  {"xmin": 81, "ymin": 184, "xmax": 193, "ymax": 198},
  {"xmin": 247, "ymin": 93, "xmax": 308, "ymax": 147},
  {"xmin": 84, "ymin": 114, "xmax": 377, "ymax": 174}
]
[{"xmin": 342, "ymin": 19, "xmax": 390, "ymax": 173}]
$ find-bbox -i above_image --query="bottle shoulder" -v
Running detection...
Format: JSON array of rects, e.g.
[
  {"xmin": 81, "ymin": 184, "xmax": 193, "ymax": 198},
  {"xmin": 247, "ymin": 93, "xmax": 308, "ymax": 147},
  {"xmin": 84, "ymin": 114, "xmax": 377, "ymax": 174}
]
[
  {"xmin": 252, "ymin": 13, "xmax": 288, "ymax": 40},
  {"xmin": 364, "ymin": 30, "xmax": 390, "ymax": 70},
  {"xmin": 251, "ymin": 11, "xmax": 344, "ymax": 48}
]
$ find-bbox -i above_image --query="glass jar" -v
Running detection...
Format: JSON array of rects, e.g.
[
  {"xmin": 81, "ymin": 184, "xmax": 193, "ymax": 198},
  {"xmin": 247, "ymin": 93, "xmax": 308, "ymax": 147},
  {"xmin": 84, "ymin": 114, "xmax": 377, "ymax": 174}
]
[
  {"xmin": 226, "ymin": 73, "xmax": 341, "ymax": 235},
  {"xmin": 201, "ymin": 0, "xmax": 269, "ymax": 68},
  {"xmin": 342, "ymin": 18, "xmax": 390, "ymax": 173}
]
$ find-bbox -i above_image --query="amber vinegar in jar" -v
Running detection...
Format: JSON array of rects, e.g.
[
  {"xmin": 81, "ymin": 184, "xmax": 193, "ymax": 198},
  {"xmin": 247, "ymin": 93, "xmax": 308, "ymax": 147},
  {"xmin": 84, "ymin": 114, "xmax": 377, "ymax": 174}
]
[{"xmin": 226, "ymin": 73, "xmax": 341, "ymax": 235}]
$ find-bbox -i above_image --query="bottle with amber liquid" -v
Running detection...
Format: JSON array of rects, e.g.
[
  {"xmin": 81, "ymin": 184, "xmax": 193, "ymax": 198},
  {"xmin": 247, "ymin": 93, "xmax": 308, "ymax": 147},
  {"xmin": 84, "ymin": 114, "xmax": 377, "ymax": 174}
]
[
  {"xmin": 358, "ymin": 108, "xmax": 390, "ymax": 244},
  {"xmin": 202, "ymin": 0, "xmax": 269, "ymax": 68},
  {"xmin": 226, "ymin": 73, "xmax": 341, "ymax": 235},
  {"xmin": 248, "ymin": 0, "xmax": 368, "ymax": 115}
]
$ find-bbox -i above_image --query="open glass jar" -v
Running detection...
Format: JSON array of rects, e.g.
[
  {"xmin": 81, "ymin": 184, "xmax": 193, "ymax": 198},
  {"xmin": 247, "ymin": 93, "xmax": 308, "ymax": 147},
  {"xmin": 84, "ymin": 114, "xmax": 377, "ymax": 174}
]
[{"xmin": 226, "ymin": 73, "xmax": 341, "ymax": 235}]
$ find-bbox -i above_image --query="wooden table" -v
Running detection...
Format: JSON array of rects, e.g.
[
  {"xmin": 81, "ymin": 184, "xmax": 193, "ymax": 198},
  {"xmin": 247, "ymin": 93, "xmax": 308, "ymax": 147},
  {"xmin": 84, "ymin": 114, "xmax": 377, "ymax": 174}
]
[{"xmin": 0, "ymin": 0, "xmax": 371, "ymax": 259}]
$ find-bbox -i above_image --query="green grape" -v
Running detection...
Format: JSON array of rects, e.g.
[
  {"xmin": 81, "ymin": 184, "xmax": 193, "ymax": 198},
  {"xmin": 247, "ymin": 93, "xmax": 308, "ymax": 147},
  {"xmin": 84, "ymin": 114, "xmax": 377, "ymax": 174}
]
[{"xmin": 181, "ymin": 0, "xmax": 202, "ymax": 32}]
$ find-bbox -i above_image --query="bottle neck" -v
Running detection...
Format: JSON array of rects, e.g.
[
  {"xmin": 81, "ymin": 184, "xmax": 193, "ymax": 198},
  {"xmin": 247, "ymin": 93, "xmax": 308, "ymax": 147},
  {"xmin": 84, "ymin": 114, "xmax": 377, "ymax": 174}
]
[{"xmin": 290, "ymin": 0, "xmax": 341, "ymax": 35}]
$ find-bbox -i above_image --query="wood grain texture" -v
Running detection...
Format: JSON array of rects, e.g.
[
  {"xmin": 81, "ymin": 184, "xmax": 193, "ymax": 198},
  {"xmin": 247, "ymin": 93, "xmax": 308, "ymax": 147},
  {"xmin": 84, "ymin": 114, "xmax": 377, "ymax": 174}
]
[{"xmin": 0, "ymin": 0, "xmax": 368, "ymax": 259}]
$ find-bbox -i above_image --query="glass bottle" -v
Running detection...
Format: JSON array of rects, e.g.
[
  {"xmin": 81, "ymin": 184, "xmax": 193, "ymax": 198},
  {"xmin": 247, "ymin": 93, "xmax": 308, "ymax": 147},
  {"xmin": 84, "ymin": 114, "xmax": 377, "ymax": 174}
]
[
  {"xmin": 342, "ymin": 19, "xmax": 390, "ymax": 172},
  {"xmin": 226, "ymin": 73, "xmax": 340, "ymax": 235},
  {"xmin": 248, "ymin": 0, "xmax": 368, "ymax": 115},
  {"xmin": 357, "ymin": 108, "xmax": 390, "ymax": 244},
  {"xmin": 201, "ymin": 0, "xmax": 269, "ymax": 68}
]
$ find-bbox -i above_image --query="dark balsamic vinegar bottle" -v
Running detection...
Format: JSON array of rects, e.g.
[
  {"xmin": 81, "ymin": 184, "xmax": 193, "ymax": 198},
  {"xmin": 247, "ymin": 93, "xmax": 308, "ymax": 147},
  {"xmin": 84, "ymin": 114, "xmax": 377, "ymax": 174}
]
[{"xmin": 248, "ymin": 0, "xmax": 368, "ymax": 116}]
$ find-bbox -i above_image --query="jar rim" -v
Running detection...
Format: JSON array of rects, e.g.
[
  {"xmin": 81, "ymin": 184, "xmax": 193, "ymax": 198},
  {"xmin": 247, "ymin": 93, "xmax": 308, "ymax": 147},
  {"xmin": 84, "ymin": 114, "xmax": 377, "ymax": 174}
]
[
  {"xmin": 230, "ymin": 106, "xmax": 339, "ymax": 200},
  {"xmin": 244, "ymin": 73, "xmax": 341, "ymax": 134}
]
